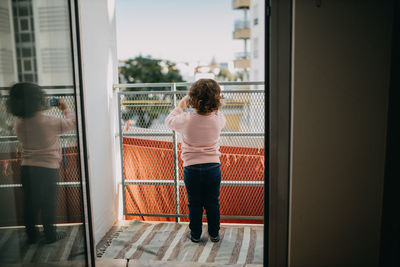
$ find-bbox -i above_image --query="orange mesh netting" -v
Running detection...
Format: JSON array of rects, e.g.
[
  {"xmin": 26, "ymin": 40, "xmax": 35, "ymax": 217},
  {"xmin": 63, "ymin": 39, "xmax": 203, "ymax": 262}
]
[
  {"xmin": 0, "ymin": 148, "xmax": 83, "ymax": 226},
  {"xmin": 123, "ymin": 137, "xmax": 264, "ymax": 224}
]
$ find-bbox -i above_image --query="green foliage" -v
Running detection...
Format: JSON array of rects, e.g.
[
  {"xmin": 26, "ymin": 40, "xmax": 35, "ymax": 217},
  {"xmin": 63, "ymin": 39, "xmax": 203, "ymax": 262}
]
[
  {"xmin": 217, "ymin": 68, "xmax": 234, "ymax": 81},
  {"xmin": 234, "ymin": 71, "xmax": 244, "ymax": 81},
  {"xmin": 120, "ymin": 56, "xmax": 184, "ymax": 84},
  {"xmin": 119, "ymin": 56, "xmax": 184, "ymax": 128}
]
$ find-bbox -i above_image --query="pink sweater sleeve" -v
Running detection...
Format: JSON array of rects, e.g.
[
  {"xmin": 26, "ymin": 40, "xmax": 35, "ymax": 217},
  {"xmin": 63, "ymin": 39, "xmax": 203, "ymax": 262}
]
[
  {"xmin": 165, "ymin": 107, "xmax": 186, "ymax": 132},
  {"xmin": 53, "ymin": 109, "xmax": 76, "ymax": 134},
  {"xmin": 219, "ymin": 112, "xmax": 226, "ymax": 130}
]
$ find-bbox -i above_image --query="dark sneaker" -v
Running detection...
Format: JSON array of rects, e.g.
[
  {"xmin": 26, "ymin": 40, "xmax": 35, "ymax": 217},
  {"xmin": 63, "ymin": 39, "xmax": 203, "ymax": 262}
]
[
  {"xmin": 45, "ymin": 231, "xmax": 66, "ymax": 244},
  {"xmin": 27, "ymin": 234, "xmax": 40, "ymax": 244},
  {"xmin": 210, "ymin": 234, "xmax": 220, "ymax": 242},
  {"xmin": 186, "ymin": 232, "xmax": 200, "ymax": 243},
  {"xmin": 27, "ymin": 229, "xmax": 40, "ymax": 244}
]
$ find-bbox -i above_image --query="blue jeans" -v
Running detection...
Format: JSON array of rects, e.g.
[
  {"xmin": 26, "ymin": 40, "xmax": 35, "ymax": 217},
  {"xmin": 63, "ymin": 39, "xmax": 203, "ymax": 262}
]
[
  {"xmin": 21, "ymin": 166, "xmax": 59, "ymax": 242},
  {"xmin": 183, "ymin": 163, "xmax": 221, "ymax": 239}
]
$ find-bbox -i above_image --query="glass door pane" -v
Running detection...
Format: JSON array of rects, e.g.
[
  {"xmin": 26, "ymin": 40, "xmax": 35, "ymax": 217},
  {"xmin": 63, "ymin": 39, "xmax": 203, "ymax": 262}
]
[{"xmin": 0, "ymin": 0, "xmax": 92, "ymax": 265}]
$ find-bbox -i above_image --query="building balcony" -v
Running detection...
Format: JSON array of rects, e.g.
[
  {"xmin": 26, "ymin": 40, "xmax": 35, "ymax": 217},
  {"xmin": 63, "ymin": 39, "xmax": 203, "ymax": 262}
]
[
  {"xmin": 235, "ymin": 51, "xmax": 250, "ymax": 59},
  {"xmin": 234, "ymin": 58, "xmax": 250, "ymax": 69},
  {"xmin": 233, "ymin": 20, "xmax": 250, "ymax": 39},
  {"xmin": 234, "ymin": 52, "xmax": 251, "ymax": 69},
  {"xmin": 233, "ymin": 28, "xmax": 251, "ymax": 40},
  {"xmin": 232, "ymin": 0, "xmax": 250, "ymax": 10}
]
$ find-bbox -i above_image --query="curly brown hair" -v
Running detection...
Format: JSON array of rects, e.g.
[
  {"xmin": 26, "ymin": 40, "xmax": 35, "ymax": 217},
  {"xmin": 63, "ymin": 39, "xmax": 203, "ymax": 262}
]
[
  {"xmin": 188, "ymin": 79, "xmax": 222, "ymax": 115},
  {"xmin": 6, "ymin": 82, "xmax": 45, "ymax": 118}
]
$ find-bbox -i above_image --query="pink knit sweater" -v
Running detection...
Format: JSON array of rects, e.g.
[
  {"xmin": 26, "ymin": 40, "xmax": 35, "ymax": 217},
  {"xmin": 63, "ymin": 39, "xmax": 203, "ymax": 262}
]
[
  {"xmin": 165, "ymin": 107, "xmax": 226, "ymax": 167},
  {"xmin": 15, "ymin": 110, "xmax": 76, "ymax": 169}
]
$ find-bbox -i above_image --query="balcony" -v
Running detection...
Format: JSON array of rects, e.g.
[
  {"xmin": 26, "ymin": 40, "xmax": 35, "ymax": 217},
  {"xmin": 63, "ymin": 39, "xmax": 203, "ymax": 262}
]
[
  {"xmin": 0, "ymin": 81, "xmax": 265, "ymax": 266},
  {"xmin": 233, "ymin": 20, "xmax": 250, "ymax": 39},
  {"xmin": 234, "ymin": 52, "xmax": 251, "ymax": 69},
  {"xmin": 232, "ymin": 0, "xmax": 250, "ymax": 10}
]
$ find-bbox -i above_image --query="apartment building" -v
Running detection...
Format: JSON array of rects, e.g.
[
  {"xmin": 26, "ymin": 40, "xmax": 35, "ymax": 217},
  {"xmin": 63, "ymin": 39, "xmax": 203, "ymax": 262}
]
[
  {"xmin": 232, "ymin": 0, "xmax": 251, "ymax": 80},
  {"xmin": 249, "ymin": 0, "xmax": 265, "ymax": 84}
]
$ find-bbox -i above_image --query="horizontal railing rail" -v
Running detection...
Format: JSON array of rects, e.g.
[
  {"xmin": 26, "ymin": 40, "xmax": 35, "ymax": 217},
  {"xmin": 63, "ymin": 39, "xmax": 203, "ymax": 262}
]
[
  {"xmin": 123, "ymin": 180, "xmax": 264, "ymax": 186},
  {"xmin": 0, "ymin": 133, "xmax": 77, "ymax": 142},
  {"xmin": 235, "ymin": 52, "xmax": 251, "ymax": 59},
  {"xmin": 113, "ymin": 81, "xmax": 264, "ymax": 89},
  {"xmin": 0, "ymin": 181, "xmax": 81, "ymax": 189}
]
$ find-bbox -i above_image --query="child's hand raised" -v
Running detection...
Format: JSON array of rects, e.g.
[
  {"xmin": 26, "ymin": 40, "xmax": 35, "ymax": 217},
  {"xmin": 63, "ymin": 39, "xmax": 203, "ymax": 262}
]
[
  {"xmin": 58, "ymin": 99, "xmax": 68, "ymax": 111},
  {"xmin": 178, "ymin": 95, "xmax": 189, "ymax": 109}
]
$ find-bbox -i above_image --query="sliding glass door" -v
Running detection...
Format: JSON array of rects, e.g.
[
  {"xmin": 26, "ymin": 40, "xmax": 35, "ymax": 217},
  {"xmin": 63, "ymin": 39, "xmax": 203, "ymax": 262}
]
[{"xmin": 0, "ymin": 0, "xmax": 93, "ymax": 265}]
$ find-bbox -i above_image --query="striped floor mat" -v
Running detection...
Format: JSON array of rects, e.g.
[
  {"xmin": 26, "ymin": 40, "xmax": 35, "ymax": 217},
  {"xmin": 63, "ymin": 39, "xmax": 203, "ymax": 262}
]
[
  {"xmin": 97, "ymin": 220, "xmax": 264, "ymax": 265},
  {"xmin": 0, "ymin": 225, "xmax": 86, "ymax": 266}
]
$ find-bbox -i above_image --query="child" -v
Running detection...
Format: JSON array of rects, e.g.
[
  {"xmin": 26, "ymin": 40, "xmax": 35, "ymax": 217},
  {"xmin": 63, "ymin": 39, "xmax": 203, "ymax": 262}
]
[
  {"xmin": 165, "ymin": 79, "xmax": 226, "ymax": 243},
  {"xmin": 6, "ymin": 82, "xmax": 76, "ymax": 244}
]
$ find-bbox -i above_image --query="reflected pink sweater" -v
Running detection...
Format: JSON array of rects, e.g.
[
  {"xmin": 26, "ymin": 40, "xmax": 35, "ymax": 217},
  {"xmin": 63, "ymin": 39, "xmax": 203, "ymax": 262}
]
[
  {"xmin": 165, "ymin": 107, "xmax": 226, "ymax": 167},
  {"xmin": 15, "ymin": 110, "xmax": 76, "ymax": 169}
]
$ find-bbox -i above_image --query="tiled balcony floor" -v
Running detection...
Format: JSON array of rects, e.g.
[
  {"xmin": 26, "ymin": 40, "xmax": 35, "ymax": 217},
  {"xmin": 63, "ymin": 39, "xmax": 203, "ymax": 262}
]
[
  {"xmin": 0, "ymin": 224, "xmax": 85, "ymax": 266},
  {"xmin": 0, "ymin": 221, "xmax": 264, "ymax": 266},
  {"xmin": 97, "ymin": 258, "xmax": 263, "ymax": 267},
  {"xmin": 96, "ymin": 220, "xmax": 264, "ymax": 266}
]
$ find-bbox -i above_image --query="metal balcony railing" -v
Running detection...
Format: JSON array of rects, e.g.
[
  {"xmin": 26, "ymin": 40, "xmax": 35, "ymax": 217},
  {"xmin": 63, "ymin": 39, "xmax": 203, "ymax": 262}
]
[
  {"xmin": 235, "ymin": 51, "xmax": 251, "ymax": 60},
  {"xmin": 114, "ymin": 81, "xmax": 265, "ymax": 222},
  {"xmin": 234, "ymin": 19, "xmax": 250, "ymax": 31}
]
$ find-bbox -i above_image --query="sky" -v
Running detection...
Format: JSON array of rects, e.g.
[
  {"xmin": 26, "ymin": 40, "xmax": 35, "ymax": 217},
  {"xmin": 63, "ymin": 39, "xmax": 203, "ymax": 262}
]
[{"xmin": 115, "ymin": 0, "xmax": 244, "ymax": 64}]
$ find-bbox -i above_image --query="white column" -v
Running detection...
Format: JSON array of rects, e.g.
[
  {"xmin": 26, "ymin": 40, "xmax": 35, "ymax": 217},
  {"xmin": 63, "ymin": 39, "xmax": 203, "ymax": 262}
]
[{"xmin": 78, "ymin": 0, "xmax": 119, "ymax": 245}]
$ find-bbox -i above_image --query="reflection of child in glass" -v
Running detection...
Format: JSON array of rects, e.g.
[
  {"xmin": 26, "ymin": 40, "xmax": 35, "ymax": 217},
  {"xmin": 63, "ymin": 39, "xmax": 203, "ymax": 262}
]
[
  {"xmin": 166, "ymin": 79, "xmax": 226, "ymax": 243},
  {"xmin": 6, "ymin": 82, "xmax": 76, "ymax": 244}
]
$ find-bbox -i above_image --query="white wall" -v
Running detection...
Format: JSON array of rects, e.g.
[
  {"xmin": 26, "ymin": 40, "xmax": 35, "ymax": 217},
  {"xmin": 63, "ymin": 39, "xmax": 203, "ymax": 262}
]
[
  {"xmin": 250, "ymin": 0, "xmax": 265, "ymax": 79},
  {"xmin": 289, "ymin": 0, "xmax": 393, "ymax": 266},
  {"xmin": 78, "ymin": 0, "xmax": 119, "ymax": 244},
  {"xmin": 249, "ymin": 0, "xmax": 265, "ymax": 132}
]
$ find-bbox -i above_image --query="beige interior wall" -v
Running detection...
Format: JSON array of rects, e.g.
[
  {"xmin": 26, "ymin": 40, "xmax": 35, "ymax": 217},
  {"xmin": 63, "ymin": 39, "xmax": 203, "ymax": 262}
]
[{"xmin": 289, "ymin": 1, "xmax": 393, "ymax": 266}]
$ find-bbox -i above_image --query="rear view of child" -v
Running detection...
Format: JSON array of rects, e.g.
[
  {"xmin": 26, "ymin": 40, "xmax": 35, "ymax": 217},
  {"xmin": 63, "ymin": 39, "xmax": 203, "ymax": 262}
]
[
  {"xmin": 165, "ymin": 79, "xmax": 226, "ymax": 243},
  {"xmin": 7, "ymin": 82, "xmax": 76, "ymax": 244}
]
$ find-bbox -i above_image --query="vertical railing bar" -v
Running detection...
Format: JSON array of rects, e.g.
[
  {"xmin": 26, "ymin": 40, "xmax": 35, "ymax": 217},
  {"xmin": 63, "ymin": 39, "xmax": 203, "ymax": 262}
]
[
  {"xmin": 117, "ymin": 92, "xmax": 126, "ymax": 217},
  {"xmin": 171, "ymin": 83, "xmax": 180, "ymax": 222}
]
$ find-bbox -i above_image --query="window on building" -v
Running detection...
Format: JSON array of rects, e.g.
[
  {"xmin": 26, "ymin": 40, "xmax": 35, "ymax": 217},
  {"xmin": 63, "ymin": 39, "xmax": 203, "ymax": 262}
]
[
  {"xmin": 19, "ymin": 18, "xmax": 30, "ymax": 31},
  {"xmin": 253, "ymin": 4, "xmax": 259, "ymax": 26},
  {"xmin": 253, "ymin": 37, "xmax": 259, "ymax": 59}
]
